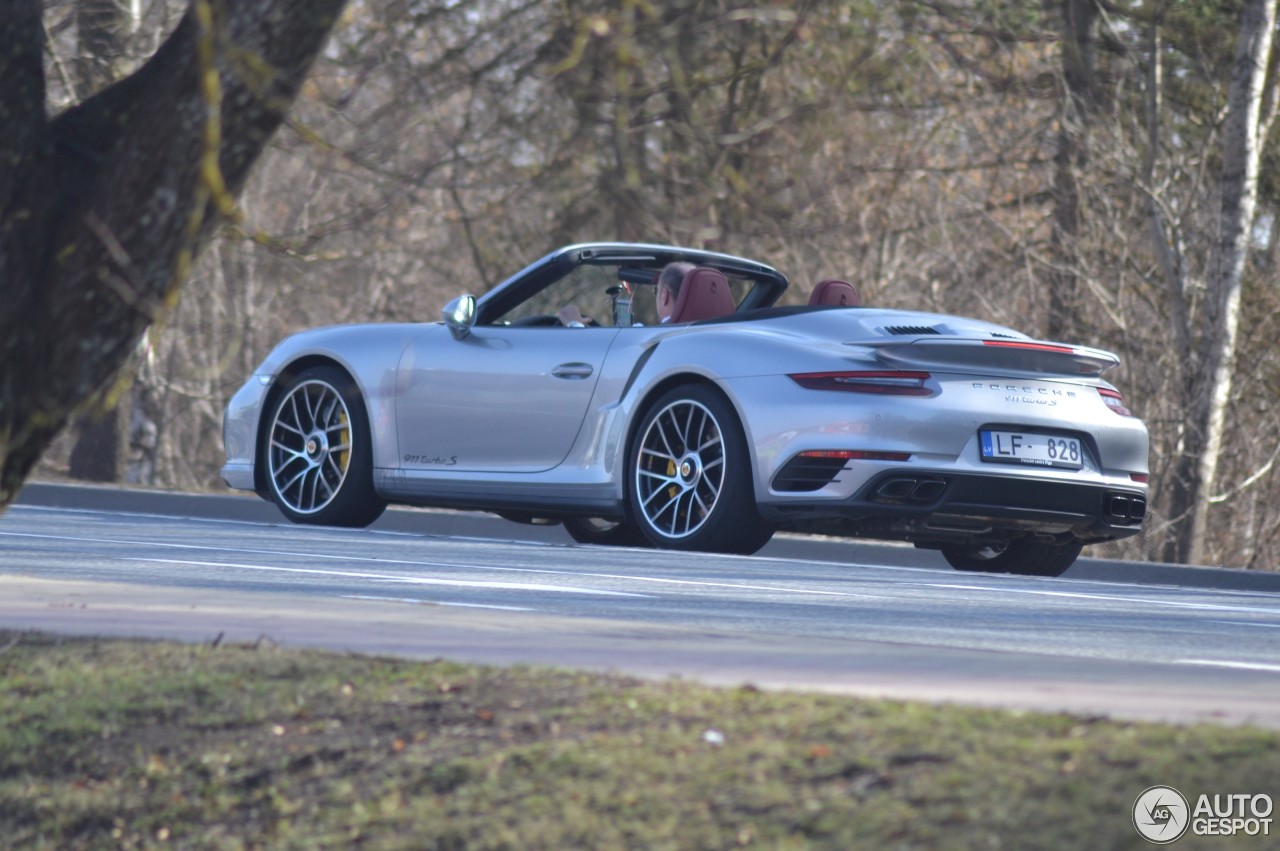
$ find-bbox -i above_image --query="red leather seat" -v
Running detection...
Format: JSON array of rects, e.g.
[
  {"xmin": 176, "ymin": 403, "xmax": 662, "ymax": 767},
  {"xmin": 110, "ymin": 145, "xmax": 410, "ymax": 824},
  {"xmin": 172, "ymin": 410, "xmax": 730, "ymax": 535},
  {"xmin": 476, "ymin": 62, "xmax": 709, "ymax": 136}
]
[
  {"xmin": 808, "ymin": 279, "xmax": 860, "ymax": 307},
  {"xmin": 669, "ymin": 267, "xmax": 736, "ymax": 323}
]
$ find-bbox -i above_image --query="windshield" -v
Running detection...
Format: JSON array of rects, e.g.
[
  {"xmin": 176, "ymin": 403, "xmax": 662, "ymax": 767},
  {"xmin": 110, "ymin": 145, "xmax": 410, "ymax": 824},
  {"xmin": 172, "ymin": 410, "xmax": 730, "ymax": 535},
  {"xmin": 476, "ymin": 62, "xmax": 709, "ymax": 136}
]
[{"xmin": 490, "ymin": 262, "xmax": 756, "ymax": 327}]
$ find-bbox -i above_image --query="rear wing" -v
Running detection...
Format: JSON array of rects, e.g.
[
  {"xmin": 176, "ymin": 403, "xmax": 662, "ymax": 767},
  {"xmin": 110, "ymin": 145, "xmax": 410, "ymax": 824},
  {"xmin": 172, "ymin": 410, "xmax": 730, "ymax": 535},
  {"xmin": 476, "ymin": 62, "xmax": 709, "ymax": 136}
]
[{"xmin": 868, "ymin": 338, "xmax": 1120, "ymax": 377}]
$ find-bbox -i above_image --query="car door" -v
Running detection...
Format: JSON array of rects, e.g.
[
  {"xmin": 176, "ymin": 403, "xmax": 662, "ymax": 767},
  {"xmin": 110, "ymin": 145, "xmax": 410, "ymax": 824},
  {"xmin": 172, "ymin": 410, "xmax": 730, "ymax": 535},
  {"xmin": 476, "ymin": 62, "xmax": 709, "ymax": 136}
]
[{"xmin": 395, "ymin": 325, "xmax": 620, "ymax": 473}]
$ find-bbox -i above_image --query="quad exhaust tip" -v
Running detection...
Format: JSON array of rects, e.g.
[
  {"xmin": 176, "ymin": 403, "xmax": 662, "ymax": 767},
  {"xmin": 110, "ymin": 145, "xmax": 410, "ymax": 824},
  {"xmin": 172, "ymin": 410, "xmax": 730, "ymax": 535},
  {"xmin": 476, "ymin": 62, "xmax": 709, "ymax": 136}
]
[{"xmin": 1106, "ymin": 493, "xmax": 1147, "ymax": 524}]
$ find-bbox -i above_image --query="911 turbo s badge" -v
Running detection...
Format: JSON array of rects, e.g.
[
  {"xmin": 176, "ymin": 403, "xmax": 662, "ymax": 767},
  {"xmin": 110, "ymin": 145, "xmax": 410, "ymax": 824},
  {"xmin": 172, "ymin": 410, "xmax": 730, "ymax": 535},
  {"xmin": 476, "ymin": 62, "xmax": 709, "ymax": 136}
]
[{"xmin": 404, "ymin": 454, "xmax": 458, "ymax": 465}]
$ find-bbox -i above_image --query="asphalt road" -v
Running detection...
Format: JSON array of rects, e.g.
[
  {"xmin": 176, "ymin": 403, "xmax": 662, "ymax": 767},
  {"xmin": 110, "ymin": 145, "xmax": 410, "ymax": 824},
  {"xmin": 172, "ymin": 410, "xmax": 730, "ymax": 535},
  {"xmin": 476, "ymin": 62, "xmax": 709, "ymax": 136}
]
[{"xmin": 4, "ymin": 482, "xmax": 1280, "ymax": 728}]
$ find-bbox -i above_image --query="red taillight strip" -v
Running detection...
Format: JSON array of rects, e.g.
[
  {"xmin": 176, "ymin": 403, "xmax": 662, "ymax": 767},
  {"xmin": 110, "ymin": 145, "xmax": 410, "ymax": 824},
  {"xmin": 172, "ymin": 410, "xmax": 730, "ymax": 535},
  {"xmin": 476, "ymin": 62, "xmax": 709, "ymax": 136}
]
[
  {"xmin": 1097, "ymin": 387, "xmax": 1135, "ymax": 417},
  {"xmin": 1130, "ymin": 473, "xmax": 1149, "ymax": 484},
  {"xmin": 983, "ymin": 340, "xmax": 1077, "ymax": 354},
  {"xmin": 798, "ymin": 449, "xmax": 912, "ymax": 462},
  {"xmin": 789, "ymin": 371, "xmax": 932, "ymax": 396}
]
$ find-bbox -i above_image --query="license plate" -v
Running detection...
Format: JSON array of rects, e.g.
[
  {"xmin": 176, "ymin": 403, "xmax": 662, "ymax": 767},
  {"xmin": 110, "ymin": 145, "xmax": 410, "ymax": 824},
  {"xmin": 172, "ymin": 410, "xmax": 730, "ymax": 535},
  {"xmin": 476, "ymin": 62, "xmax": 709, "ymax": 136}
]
[{"xmin": 979, "ymin": 430, "xmax": 1083, "ymax": 469}]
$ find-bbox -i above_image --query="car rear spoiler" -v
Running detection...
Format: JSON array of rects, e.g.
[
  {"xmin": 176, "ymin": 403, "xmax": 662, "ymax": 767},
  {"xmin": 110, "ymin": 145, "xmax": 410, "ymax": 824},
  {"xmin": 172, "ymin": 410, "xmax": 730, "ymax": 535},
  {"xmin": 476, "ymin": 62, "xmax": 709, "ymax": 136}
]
[{"xmin": 868, "ymin": 338, "xmax": 1120, "ymax": 377}]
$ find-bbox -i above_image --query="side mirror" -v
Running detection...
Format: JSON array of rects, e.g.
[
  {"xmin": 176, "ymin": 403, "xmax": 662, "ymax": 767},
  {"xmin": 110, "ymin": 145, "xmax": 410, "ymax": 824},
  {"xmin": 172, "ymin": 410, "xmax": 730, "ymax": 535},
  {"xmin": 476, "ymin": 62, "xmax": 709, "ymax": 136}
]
[{"xmin": 443, "ymin": 295, "xmax": 476, "ymax": 340}]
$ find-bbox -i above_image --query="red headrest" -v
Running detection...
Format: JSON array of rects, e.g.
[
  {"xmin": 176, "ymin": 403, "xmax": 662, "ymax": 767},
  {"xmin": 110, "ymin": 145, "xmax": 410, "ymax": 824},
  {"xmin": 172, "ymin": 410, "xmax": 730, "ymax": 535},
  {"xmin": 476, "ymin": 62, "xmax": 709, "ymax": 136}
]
[
  {"xmin": 670, "ymin": 267, "xmax": 735, "ymax": 323},
  {"xmin": 808, "ymin": 279, "xmax": 860, "ymax": 307}
]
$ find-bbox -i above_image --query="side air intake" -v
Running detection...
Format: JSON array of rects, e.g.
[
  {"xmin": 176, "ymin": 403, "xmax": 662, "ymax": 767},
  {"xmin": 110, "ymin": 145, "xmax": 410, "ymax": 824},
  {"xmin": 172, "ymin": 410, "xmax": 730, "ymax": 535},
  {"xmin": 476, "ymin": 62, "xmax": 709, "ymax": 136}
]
[{"xmin": 773, "ymin": 455, "xmax": 849, "ymax": 492}]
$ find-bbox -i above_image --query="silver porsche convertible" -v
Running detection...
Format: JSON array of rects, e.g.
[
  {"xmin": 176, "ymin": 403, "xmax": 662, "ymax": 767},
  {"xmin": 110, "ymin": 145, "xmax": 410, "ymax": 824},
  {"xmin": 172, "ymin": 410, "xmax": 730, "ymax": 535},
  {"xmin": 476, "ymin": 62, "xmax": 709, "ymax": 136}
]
[{"xmin": 222, "ymin": 242, "xmax": 1149, "ymax": 576}]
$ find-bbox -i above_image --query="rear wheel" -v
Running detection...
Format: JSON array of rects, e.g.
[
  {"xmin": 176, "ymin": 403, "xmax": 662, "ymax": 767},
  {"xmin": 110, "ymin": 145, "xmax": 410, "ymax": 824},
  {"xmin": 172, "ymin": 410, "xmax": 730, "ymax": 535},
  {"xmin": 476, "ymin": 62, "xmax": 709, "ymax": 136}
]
[
  {"xmin": 941, "ymin": 539, "xmax": 1082, "ymax": 577},
  {"xmin": 563, "ymin": 516, "xmax": 649, "ymax": 547},
  {"xmin": 264, "ymin": 366, "xmax": 386, "ymax": 527},
  {"xmin": 628, "ymin": 384, "xmax": 773, "ymax": 554}
]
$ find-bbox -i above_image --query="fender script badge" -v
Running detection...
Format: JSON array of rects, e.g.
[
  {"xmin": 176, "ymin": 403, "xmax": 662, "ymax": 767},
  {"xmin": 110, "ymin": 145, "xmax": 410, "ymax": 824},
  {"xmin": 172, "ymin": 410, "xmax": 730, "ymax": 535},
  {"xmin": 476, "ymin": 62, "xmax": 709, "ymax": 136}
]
[{"xmin": 404, "ymin": 454, "xmax": 458, "ymax": 465}]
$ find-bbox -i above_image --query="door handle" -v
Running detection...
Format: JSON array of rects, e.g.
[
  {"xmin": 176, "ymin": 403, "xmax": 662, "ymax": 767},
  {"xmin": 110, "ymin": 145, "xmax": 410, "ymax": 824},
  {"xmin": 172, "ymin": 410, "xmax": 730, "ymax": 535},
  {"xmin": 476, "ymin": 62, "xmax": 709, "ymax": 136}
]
[{"xmin": 552, "ymin": 362, "xmax": 594, "ymax": 379}]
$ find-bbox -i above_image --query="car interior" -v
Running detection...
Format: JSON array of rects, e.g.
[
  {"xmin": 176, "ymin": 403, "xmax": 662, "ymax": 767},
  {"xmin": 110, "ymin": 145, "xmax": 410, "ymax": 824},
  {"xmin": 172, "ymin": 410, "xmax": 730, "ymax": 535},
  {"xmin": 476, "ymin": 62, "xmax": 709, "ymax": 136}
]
[{"xmin": 483, "ymin": 250, "xmax": 862, "ymax": 330}]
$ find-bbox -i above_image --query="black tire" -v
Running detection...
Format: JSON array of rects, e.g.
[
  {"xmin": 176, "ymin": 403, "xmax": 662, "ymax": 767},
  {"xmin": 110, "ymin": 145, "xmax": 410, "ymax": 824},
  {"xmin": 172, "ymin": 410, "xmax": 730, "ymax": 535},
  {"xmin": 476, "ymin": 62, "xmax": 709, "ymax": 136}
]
[
  {"xmin": 563, "ymin": 516, "xmax": 650, "ymax": 547},
  {"xmin": 627, "ymin": 384, "xmax": 774, "ymax": 554},
  {"xmin": 262, "ymin": 366, "xmax": 387, "ymax": 527},
  {"xmin": 941, "ymin": 539, "xmax": 1082, "ymax": 577}
]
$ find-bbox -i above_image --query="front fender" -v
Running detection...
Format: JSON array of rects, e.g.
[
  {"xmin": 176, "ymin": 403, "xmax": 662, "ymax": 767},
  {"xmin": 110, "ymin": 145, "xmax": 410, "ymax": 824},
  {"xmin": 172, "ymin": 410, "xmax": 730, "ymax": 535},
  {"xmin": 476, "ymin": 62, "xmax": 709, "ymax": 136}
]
[{"xmin": 234, "ymin": 323, "xmax": 425, "ymax": 477}]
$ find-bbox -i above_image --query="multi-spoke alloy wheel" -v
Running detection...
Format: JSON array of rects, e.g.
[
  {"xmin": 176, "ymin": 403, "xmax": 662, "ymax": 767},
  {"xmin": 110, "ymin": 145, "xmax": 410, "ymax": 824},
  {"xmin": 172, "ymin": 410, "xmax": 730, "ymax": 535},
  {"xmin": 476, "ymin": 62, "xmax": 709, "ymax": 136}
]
[
  {"xmin": 263, "ymin": 366, "xmax": 386, "ymax": 527},
  {"xmin": 628, "ymin": 385, "xmax": 773, "ymax": 553},
  {"xmin": 269, "ymin": 380, "xmax": 351, "ymax": 514},
  {"xmin": 635, "ymin": 399, "xmax": 725, "ymax": 539}
]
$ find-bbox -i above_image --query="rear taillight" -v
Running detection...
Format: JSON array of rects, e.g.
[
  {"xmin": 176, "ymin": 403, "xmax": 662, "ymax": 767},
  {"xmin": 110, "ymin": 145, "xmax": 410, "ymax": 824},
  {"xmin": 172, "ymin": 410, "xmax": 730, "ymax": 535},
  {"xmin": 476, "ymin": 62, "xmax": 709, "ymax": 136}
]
[
  {"xmin": 1098, "ymin": 387, "xmax": 1134, "ymax": 417},
  {"xmin": 790, "ymin": 371, "xmax": 932, "ymax": 396}
]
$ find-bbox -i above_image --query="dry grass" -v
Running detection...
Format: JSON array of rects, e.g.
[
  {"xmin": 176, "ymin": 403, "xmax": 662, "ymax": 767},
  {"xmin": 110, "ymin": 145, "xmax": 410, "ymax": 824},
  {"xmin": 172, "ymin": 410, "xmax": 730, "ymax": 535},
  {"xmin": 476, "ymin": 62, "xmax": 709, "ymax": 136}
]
[{"xmin": 2, "ymin": 630, "xmax": 1276, "ymax": 849}]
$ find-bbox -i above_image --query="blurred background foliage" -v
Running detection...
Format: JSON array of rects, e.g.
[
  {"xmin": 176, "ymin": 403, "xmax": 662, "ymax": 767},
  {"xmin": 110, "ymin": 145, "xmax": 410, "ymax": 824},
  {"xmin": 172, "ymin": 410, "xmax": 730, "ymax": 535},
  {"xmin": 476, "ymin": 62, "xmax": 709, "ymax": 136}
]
[{"xmin": 38, "ymin": 0, "xmax": 1280, "ymax": 568}]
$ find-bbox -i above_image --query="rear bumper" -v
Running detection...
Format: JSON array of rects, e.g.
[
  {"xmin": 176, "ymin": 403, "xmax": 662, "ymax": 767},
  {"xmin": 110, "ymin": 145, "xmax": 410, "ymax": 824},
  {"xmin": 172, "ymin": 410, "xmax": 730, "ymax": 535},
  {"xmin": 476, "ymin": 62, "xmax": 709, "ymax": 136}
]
[{"xmin": 760, "ymin": 468, "xmax": 1146, "ymax": 545}]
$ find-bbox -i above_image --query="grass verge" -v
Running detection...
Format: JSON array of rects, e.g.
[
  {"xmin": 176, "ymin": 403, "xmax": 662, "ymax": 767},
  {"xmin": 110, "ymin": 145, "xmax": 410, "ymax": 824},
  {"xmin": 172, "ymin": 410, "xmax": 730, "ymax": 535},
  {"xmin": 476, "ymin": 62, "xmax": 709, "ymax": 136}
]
[{"xmin": 1, "ymin": 630, "xmax": 1276, "ymax": 850}]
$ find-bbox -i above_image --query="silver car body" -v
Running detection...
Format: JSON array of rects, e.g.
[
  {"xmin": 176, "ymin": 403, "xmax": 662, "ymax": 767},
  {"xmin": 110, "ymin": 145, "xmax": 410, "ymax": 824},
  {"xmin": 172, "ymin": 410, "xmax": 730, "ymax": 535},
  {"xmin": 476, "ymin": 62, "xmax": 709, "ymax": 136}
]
[{"xmin": 223, "ymin": 243, "xmax": 1148, "ymax": 559}]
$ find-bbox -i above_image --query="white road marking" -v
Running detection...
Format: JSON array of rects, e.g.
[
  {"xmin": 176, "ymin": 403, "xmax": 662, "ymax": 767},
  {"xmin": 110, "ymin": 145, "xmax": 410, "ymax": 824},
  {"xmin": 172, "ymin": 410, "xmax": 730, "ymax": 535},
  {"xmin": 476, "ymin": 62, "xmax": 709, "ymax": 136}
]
[
  {"xmin": 340, "ymin": 595, "xmax": 535, "ymax": 611},
  {"xmin": 121, "ymin": 558, "xmax": 655, "ymax": 598},
  {"xmin": 2, "ymin": 530, "xmax": 890, "ymax": 601},
  {"xmin": 1175, "ymin": 659, "xmax": 1280, "ymax": 673},
  {"xmin": 558, "ymin": 572, "xmax": 890, "ymax": 599},
  {"xmin": 12, "ymin": 505, "xmax": 1280, "ymax": 599},
  {"xmin": 925, "ymin": 583, "xmax": 1280, "ymax": 617},
  {"xmin": 7, "ymin": 504, "xmax": 278, "ymax": 527},
  {"xmin": 5, "ymin": 505, "xmax": 561, "ymax": 545}
]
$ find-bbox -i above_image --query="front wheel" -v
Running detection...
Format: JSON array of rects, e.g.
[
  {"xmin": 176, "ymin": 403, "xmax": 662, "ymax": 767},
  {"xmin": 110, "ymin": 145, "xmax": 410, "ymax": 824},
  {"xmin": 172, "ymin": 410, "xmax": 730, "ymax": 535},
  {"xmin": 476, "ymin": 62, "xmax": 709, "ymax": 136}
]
[
  {"xmin": 263, "ymin": 366, "xmax": 387, "ymax": 527},
  {"xmin": 941, "ymin": 539, "xmax": 1082, "ymax": 577},
  {"xmin": 628, "ymin": 384, "xmax": 773, "ymax": 554}
]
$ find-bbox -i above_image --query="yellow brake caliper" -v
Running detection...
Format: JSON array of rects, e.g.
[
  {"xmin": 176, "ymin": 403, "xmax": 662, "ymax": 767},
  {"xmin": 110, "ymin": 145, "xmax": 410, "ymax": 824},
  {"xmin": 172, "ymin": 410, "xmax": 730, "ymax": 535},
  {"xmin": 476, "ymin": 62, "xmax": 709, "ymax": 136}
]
[
  {"xmin": 338, "ymin": 411, "xmax": 350, "ymax": 473},
  {"xmin": 667, "ymin": 458, "xmax": 682, "ymax": 525}
]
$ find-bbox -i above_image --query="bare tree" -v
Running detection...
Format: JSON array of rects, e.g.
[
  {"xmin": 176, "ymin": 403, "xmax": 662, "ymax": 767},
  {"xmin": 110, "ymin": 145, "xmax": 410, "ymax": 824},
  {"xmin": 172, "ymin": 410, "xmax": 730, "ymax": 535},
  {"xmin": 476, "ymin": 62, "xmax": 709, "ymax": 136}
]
[
  {"xmin": 0, "ymin": 0, "xmax": 347, "ymax": 509},
  {"xmin": 1047, "ymin": 0, "xmax": 1100, "ymax": 341},
  {"xmin": 1183, "ymin": 0, "xmax": 1278, "ymax": 564}
]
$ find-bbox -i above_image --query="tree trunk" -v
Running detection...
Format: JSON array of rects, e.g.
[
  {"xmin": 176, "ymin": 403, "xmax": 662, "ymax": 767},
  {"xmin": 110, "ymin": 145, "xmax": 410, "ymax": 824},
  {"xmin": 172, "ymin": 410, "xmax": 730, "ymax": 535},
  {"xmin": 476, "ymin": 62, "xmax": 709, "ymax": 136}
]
[
  {"xmin": 1183, "ymin": 0, "xmax": 1277, "ymax": 564},
  {"xmin": 1047, "ymin": 0, "xmax": 1099, "ymax": 341},
  {"xmin": 0, "ymin": 0, "xmax": 348, "ymax": 510},
  {"xmin": 66, "ymin": 0, "xmax": 137, "ymax": 485},
  {"xmin": 1141, "ymin": 22, "xmax": 1199, "ymax": 563}
]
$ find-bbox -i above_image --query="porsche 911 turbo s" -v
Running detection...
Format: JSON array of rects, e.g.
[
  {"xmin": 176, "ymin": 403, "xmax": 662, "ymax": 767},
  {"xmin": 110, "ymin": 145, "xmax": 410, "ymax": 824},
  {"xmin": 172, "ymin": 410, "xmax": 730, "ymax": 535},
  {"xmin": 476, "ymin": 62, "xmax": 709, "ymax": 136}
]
[{"xmin": 222, "ymin": 242, "xmax": 1149, "ymax": 577}]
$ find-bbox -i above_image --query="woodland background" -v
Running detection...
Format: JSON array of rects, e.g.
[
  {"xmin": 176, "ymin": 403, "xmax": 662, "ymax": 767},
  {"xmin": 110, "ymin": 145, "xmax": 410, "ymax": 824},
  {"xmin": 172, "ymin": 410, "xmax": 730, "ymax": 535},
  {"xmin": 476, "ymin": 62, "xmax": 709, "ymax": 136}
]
[{"xmin": 33, "ymin": 0, "xmax": 1280, "ymax": 569}]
